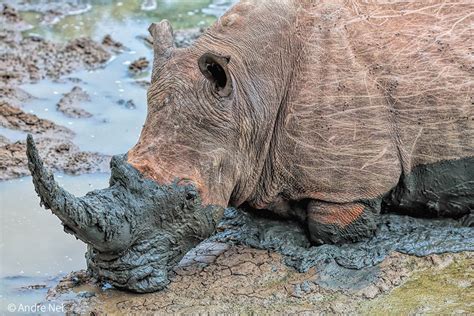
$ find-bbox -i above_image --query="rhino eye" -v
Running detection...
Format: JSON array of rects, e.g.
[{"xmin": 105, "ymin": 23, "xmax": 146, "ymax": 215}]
[{"xmin": 198, "ymin": 52, "xmax": 232, "ymax": 97}]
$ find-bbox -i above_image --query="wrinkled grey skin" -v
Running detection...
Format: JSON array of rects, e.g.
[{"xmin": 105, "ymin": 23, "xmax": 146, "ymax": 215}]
[{"xmin": 26, "ymin": 135, "xmax": 223, "ymax": 292}]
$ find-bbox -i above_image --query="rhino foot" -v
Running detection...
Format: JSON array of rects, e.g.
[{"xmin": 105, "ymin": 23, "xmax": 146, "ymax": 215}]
[{"xmin": 307, "ymin": 200, "xmax": 379, "ymax": 245}]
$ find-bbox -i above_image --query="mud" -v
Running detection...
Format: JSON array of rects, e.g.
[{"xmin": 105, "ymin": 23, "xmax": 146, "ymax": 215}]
[
  {"xmin": 0, "ymin": 34, "xmax": 111, "ymax": 85},
  {"xmin": 56, "ymin": 86, "xmax": 92, "ymax": 118},
  {"xmin": 101, "ymin": 35, "xmax": 125, "ymax": 53},
  {"xmin": 0, "ymin": 4, "xmax": 117, "ymax": 180},
  {"xmin": 0, "ymin": 101, "xmax": 73, "ymax": 136},
  {"xmin": 211, "ymin": 208, "xmax": 474, "ymax": 279},
  {"xmin": 383, "ymin": 157, "xmax": 474, "ymax": 221},
  {"xmin": 49, "ymin": 247, "xmax": 473, "ymax": 314},
  {"xmin": 128, "ymin": 57, "xmax": 149, "ymax": 75},
  {"xmin": 1, "ymin": 136, "xmax": 110, "ymax": 180},
  {"xmin": 27, "ymin": 137, "xmax": 224, "ymax": 293}
]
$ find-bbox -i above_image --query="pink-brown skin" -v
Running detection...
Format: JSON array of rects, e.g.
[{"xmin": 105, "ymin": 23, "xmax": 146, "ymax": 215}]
[{"xmin": 128, "ymin": 0, "xmax": 473, "ymax": 243}]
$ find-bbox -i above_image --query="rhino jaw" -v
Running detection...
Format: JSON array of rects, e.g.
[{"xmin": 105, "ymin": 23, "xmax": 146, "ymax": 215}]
[{"xmin": 26, "ymin": 134, "xmax": 224, "ymax": 292}]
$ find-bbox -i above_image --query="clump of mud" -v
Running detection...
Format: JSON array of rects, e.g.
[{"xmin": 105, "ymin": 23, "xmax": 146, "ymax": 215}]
[
  {"xmin": 0, "ymin": 101, "xmax": 73, "ymax": 136},
  {"xmin": 128, "ymin": 57, "xmax": 149, "ymax": 75},
  {"xmin": 56, "ymin": 86, "xmax": 92, "ymax": 118},
  {"xmin": 102, "ymin": 34, "xmax": 125, "ymax": 53}
]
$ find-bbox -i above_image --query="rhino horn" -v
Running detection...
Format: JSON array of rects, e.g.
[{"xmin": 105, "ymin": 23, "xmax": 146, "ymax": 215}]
[
  {"xmin": 148, "ymin": 20, "xmax": 174, "ymax": 79},
  {"xmin": 26, "ymin": 135, "xmax": 132, "ymax": 253}
]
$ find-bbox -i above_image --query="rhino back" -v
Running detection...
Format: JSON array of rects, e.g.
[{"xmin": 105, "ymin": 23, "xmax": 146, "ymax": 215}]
[{"xmin": 253, "ymin": 0, "xmax": 473, "ymax": 207}]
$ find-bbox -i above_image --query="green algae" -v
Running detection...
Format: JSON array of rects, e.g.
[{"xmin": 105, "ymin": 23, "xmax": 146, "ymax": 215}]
[{"xmin": 360, "ymin": 255, "xmax": 474, "ymax": 315}]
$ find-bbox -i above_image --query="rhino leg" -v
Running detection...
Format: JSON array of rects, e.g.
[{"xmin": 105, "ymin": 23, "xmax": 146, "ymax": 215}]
[{"xmin": 307, "ymin": 200, "xmax": 379, "ymax": 245}]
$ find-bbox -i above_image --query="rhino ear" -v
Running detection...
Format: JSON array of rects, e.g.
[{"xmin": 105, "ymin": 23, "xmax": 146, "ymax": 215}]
[{"xmin": 198, "ymin": 52, "xmax": 232, "ymax": 97}]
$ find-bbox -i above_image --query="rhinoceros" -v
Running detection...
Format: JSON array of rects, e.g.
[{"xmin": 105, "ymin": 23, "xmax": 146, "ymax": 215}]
[{"xmin": 27, "ymin": 0, "xmax": 473, "ymax": 292}]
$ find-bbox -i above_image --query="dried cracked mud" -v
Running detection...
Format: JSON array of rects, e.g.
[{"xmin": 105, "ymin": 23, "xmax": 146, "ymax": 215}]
[{"xmin": 49, "ymin": 243, "xmax": 473, "ymax": 314}]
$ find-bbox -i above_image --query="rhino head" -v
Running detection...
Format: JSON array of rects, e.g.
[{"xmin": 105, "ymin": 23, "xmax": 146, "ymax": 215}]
[{"xmin": 26, "ymin": 20, "xmax": 262, "ymax": 293}]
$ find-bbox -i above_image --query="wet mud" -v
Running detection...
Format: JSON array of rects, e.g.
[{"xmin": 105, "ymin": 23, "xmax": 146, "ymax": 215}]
[
  {"xmin": 27, "ymin": 137, "xmax": 223, "ymax": 293},
  {"xmin": 1, "ymin": 136, "xmax": 110, "ymax": 180},
  {"xmin": 49, "ymin": 246, "xmax": 473, "ymax": 314},
  {"xmin": 56, "ymin": 86, "xmax": 92, "ymax": 118},
  {"xmin": 210, "ymin": 208, "xmax": 474, "ymax": 289},
  {"xmin": 0, "ymin": 4, "xmax": 118, "ymax": 180}
]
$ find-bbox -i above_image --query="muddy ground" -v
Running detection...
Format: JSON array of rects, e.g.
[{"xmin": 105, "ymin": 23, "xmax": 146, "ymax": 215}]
[
  {"xmin": 0, "ymin": 4, "xmax": 113, "ymax": 179},
  {"xmin": 1, "ymin": 3, "xmax": 472, "ymax": 315},
  {"xmin": 50, "ymin": 246, "xmax": 473, "ymax": 314}
]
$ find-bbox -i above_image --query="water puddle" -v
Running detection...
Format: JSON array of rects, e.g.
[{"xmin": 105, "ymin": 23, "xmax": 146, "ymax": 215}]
[
  {"xmin": 0, "ymin": 174, "xmax": 109, "ymax": 314},
  {"xmin": 20, "ymin": 55, "xmax": 150, "ymax": 154}
]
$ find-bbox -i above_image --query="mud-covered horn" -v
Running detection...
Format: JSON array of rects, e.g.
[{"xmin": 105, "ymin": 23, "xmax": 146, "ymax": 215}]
[
  {"xmin": 26, "ymin": 135, "xmax": 131, "ymax": 253},
  {"xmin": 148, "ymin": 20, "xmax": 174, "ymax": 80}
]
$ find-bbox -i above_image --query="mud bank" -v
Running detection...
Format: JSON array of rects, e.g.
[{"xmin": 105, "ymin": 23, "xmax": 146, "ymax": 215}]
[
  {"xmin": 1, "ymin": 136, "xmax": 109, "ymax": 180},
  {"xmin": 0, "ymin": 6, "xmax": 112, "ymax": 86},
  {"xmin": 0, "ymin": 4, "xmax": 119, "ymax": 180}
]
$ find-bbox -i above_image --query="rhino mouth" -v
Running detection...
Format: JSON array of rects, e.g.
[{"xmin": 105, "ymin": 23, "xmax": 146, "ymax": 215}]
[{"xmin": 26, "ymin": 135, "xmax": 223, "ymax": 293}]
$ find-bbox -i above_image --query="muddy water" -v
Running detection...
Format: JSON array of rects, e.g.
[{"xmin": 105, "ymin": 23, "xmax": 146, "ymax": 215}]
[
  {"xmin": 0, "ymin": 0, "xmax": 235, "ymax": 312},
  {"xmin": 0, "ymin": 174, "xmax": 109, "ymax": 313}
]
